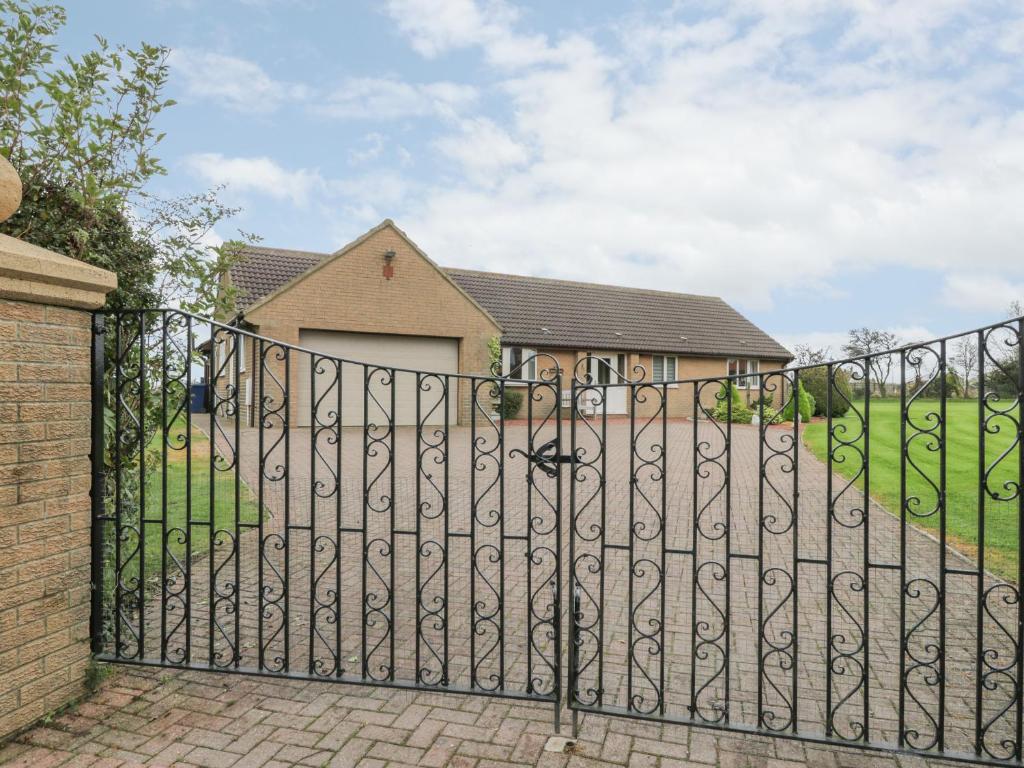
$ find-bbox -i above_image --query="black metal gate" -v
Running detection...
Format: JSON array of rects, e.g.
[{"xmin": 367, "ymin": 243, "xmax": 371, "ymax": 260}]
[
  {"xmin": 567, "ymin": 318, "xmax": 1024, "ymax": 766},
  {"xmin": 89, "ymin": 310, "xmax": 563, "ymax": 724},
  {"xmin": 90, "ymin": 308, "xmax": 1024, "ymax": 765}
]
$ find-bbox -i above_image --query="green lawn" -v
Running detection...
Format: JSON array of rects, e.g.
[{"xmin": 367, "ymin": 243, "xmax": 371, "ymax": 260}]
[
  {"xmin": 803, "ymin": 398, "xmax": 1021, "ymax": 581},
  {"xmin": 138, "ymin": 421, "xmax": 261, "ymax": 579}
]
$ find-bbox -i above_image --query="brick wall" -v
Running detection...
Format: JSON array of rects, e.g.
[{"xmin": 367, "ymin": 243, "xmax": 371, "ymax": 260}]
[{"xmin": 0, "ymin": 299, "xmax": 95, "ymax": 739}]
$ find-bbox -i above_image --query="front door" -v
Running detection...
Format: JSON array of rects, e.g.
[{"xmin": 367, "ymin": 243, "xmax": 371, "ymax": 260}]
[{"xmin": 590, "ymin": 353, "xmax": 627, "ymax": 414}]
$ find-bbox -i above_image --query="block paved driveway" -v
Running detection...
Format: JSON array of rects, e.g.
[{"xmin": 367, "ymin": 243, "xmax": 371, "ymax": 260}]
[{"xmin": 3, "ymin": 417, "xmax": 1010, "ymax": 767}]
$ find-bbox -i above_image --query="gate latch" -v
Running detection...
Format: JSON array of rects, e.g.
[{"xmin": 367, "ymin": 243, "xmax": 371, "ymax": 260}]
[{"xmin": 527, "ymin": 438, "xmax": 576, "ymax": 477}]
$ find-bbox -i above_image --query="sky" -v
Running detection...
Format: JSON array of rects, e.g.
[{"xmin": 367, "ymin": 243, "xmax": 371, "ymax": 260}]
[{"xmin": 58, "ymin": 0, "xmax": 1024, "ymax": 355}]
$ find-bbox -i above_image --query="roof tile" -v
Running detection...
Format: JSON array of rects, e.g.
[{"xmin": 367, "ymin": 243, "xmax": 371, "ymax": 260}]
[{"xmin": 228, "ymin": 246, "xmax": 791, "ymax": 360}]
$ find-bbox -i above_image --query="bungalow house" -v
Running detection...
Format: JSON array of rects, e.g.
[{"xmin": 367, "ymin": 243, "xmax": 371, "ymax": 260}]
[{"xmin": 214, "ymin": 219, "xmax": 791, "ymax": 426}]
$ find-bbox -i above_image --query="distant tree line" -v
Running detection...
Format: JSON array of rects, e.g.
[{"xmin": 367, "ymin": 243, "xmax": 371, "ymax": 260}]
[{"xmin": 788, "ymin": 301, "xmax": 1022, "ymax": 409}]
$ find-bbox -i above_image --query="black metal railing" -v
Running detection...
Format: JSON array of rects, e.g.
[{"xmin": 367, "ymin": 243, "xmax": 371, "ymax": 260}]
[
  {"xmin": 567, "ymin": 317, "xmax": 1023, "ymax": 766},
  {"xmin": 89, "ymin": 308, "xmax": 1024, "ymax": 764},
  {"xmin": 90, "ymin": 309, "xmax": 563, "ymax": 726}
]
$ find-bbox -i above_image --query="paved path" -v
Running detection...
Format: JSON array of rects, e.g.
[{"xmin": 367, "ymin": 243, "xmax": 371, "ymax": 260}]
[
  {"xmin": 0, "ymin": 665, "xmax": 970, "ymax": 767},
  {"xmin": 4, "ymin": 418, "xmax": 1013, "ymax": 766}
]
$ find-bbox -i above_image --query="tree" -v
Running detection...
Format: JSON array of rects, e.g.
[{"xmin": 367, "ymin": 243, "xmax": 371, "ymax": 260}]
[
  {"xmin": 792, "ymin": 344, "xmax": 830, "ymax": 366},
  {"xmin": 0, "ymin": 0, "xmax": 248, "ymax": 314},
  {"xmin": 950, "ymin": 337, "xmax": 977, "ymax": 398},
  {"xmin": 842, "ymin": 328, "xmax": 899, "ymax": 397}
]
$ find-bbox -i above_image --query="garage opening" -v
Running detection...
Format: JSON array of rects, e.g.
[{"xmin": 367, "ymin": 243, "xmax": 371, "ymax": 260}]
[{"xmin": 296, "ymin": 329, "xmax": 460, "ymax": 427}]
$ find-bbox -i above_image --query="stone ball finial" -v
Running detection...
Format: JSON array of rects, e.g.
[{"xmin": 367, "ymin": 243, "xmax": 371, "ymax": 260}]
[{"xmin": 0, "ymin": 155, "xmax": 23, "ymax": 223}]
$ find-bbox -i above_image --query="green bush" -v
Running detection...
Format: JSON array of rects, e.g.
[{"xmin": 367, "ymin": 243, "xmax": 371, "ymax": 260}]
[
  {"xmin": 920, "ymin": 371, "xmax": 963, "ymax": 399},
  {"xmin": 498, "ymin": 389, "xmax": 524, "ymax": 419},
  {"xmin": 711, "ymin": 382, "xmax": 753, "ymax": 423},
  {"xmin": 781, "ymin": 381, "xmax": 815, "ymax": 422},
  {"xmin": 800, "ymin": 366, "xmax": 852, "ymax": 418}
]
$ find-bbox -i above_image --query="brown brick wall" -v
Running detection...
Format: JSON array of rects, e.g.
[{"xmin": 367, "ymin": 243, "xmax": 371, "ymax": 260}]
[
  {"xmin": 235, "ymin": 223, "xmax": 501, "ymax": 425},
  {"xmin": 0, "ymin": 299, "xmax": 93, "ymax": 740},
  {"xmin": 502, "ymin": 351, "xmax": 789, "ymax": 420}
]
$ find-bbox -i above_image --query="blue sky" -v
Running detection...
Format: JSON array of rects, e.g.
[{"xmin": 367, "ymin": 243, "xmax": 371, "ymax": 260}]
[{"xmin": 59, "ymin": 0, "xmax": 1024, "ymax": 353}]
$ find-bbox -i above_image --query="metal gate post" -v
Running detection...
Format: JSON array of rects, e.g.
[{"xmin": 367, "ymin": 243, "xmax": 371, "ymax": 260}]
[{"xmin": 89, "ymin": 312, "xmax": 106, "ymax": 655}]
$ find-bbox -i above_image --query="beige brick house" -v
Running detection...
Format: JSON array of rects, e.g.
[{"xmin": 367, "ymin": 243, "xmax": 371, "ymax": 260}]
[{"xmin": 212, "ymin": 219, "xmax": 791, "ymax": 425}]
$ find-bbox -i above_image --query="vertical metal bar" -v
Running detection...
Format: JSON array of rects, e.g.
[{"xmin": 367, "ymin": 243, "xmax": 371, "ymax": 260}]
[
  {"xmin": 160, "ymin": 313, "xmax": 168, "ymax": 663},
  {"xmin": 283, "ymin": 348, "xmax": 291, "ymax": 673},
  {"xmin": 336, "ymin": 360, "xmax": 343, "ymax": 677},
  {"xmin": 938, "ymin": 341, "xmax": 947, "ymax": 751},
  {"xmin": 661, "ymin": 381, "xmax": 668, "ymax": 717},
  {"xmin": 185, "ymin": 317, "xmax": 193, "ymax": 664},
  {"xmin": 469, "ymin": 376, "xmax": 477, "ymax": 686},
  {"xmin": 257, "ymin": 338, "xmax": 265, "ymax": 670},
  {"xmin": 525, "ymin": 379, "xmax": 533, "ymax": 693},
  {"xmin": 1016, "ymin": 318, "xmax": 1024, "ymax": 760},
  {"xmin": 791, "ymin": 368, "xmax": 800, "ymax": 733},
  {"xmin": 627, "ymin": 382, "xmax": 636, "ymax": 710},
  {"xmin": 557, "ymin": 368, "xmax": 565, "ymax": 716},
  {"xmin": 690, "ymin": 381, "xmax": 699, "ymax": 716},
  {"xmin": 443, "ymin": 373, "xmax": 450, "ymax": 684},
  {"xmin": 976, "ymin": 331, "xmax": 985, "ymax": 756},
  {"xmin": 725, "ymin": 378, "xmax": 732, "ymax": 723},
  {"xmin": 90, "ymin": 313, "xmax": 106, "ymax": 655},
  {"xmin": 309, "ymin": 354, "xmax": 317, "ymax": 675},
  {"xmin": 388, "ymin": 367, "xmax": 395, "ymax": 682},
  {"xmin": 826, "ymin": 363, "xmax": 834, "ymax": 738},
  {"xmin": 208, "ymin": 328, "xmax": 217, "ymax": 665},
  {"xmin": 114, "ymin": 314, "xmax": 122, "ymax": 658},
  {"xmin": 362, "ymin": 364, "xmax": 369, "ymax": 679},
  {"xmin": 568, "ymin": 378, "xmax": 578, "ymax": 709},
  {"xmin": 862, "ymin": 359, "xmax": 870, "ymax": 742},
  {"xmin": 415, "ymin": 372, "xmax": 423, "ymax": 684},
  {"xmin": 498, "ymin": 378, "xmax": 505, "ymax": 690},
  {"xmin": 757, "ymin": 374, "xmax": 765, "ymax": 725},
  {"xmin": 557, "ymin": 370, "xmax": 565, "ymax": 729},
  {"xmin": 864, "ymin": 362, "xmax": 872, "ymax": 745},
  {"xmin": 598, "ymin": 376, "xmax": 607, "ymax": 706},
  {"xmin": 898, "ymin": 349, "xmax": 907, "ymax": 748},
  {"xmin": 138, "ymin": 311, "xmax": 146, "ymax": 659},
  {"xmin": 233, "ymin": 331, "xmax": 241, "ymax": 668},
  {"xmin": 1017, "ymin": 318, "xmax": 1024, "ymax": 760}
]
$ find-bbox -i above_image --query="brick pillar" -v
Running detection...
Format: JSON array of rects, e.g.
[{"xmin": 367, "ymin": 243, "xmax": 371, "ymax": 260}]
[{"xmin": 0, "ymin": 155, "xmax": 116, "ymax": 740}]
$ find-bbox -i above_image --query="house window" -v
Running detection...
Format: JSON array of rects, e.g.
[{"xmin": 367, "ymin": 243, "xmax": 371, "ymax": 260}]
[
  {"xmin": 503, "ymin": 346, "xmax": 537, "ymax": 379},
  {"xmin": 728, "ymin": 358, "xmax": 759, "ymax": 388},
  {"xmin": 238, "ymin": 335, "xmax": 245, "ymax": 373},
  {"xmin": 651, "ymin": 355, "xmax": 677, "ymax": 383}
]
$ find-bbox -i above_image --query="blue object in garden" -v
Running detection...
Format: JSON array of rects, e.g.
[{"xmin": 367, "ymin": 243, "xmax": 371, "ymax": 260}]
[{"xmin": 189, "ymin": 383, "xmax": 208, "ymax": 413}]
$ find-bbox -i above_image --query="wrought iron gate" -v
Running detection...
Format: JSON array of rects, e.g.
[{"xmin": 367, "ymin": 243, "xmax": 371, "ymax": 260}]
[
  {"xmin": 90, "ymin": 308, "xmax": 1024, "ymax": 765},
  {"xmin": 567, "ymin": 318, "xmax": 1024, "ymax": 766},
  {"xmin": 89, "ymin": 310, "xmax": 563, "ymax": 724}
]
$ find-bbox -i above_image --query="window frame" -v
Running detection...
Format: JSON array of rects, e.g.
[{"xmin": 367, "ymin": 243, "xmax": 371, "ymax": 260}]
[
  {"xmin": 727, "ymin": 358, "xmax": 759, "ymax": 388},
  {"xmin": 651, "ymin": 354, "xmax": 678, "ymax": 387},
  {"xmin": 502, "ymin": 345, "xmax": 538, "ymax": 380}
]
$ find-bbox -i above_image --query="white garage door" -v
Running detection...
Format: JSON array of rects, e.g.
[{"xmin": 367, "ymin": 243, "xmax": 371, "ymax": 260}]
[{"xmin": 297, "ymin": 330, "xmax": 459, "ymax": 427}]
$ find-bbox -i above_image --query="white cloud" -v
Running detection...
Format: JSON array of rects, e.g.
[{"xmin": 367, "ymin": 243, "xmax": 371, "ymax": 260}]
[
  {"xmin": 317, "ymin": 77, "xmax": 477, "ymax": 120},
  {"xmin": 942, "ymin": 274, "xmax": 1024, "ymax": 314},
  {"xmin": 168, "ymin": 49, "xmax": 309, "ymax": 113},
  {"xmin": 184, "ymin": 153, "xmax": 323, "ymax": 205},
  {"xmin": 348, "ymin": 133, "xmax": 385, "ymax": 165},
  {"xmin": 368, "ymin": 0, "xmax": 1024, "ymax": 314},
  {"xmin": 383, "ymin": 0, "xmax": 561, "ymax": 67},
  {"xmin": 433, "ymin": 118, "xmax": 528, "ymax": 183}
]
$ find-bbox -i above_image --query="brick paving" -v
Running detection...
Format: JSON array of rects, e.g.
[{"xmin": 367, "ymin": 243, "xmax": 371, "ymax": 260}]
[
  {"xmin": 0, "ymin": 665, "xmax": 973, "ymax": 767},
  {"xmin": 3, "ymin": 418, "xmax": 1012, "ymax": 766}
]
